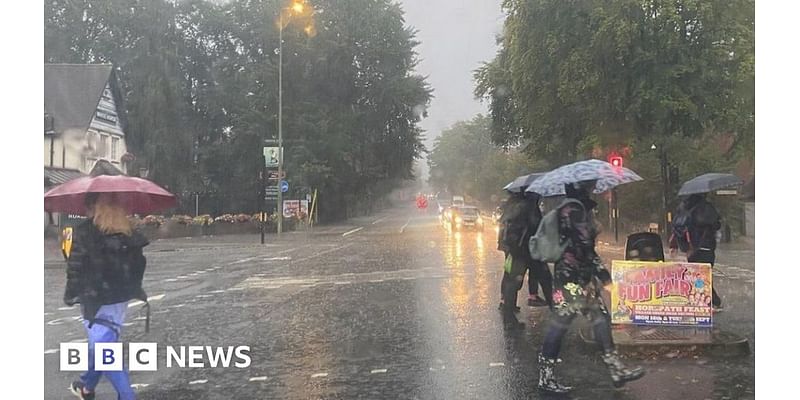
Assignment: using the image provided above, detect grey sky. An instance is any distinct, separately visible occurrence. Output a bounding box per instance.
[397,0,505,173]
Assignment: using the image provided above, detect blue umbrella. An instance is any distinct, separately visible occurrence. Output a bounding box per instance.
[525,159,643,197]
[503,172,547,193]
[678,173,743,196]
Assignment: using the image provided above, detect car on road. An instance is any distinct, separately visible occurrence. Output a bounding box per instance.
[444,206,485,231]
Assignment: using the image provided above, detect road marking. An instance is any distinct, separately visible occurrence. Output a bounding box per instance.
[46,318,65,326]
[230,256,258,265]
[249,376,268,382]
[44,312,53,316]
[210,290,226,294]
[311,373,328,378]
[263,256,292,261]
[370,369,388,374]
[169,304,186,308]
[372,217,387,225]
[165,278,178,282]
[195,294,214,298]
[400,219,410,233]
[291,243,354,264]
[334,281,350,285]
[189,379,208,385]
[150,294,166,301]
[342,227,364,237]
[369,279,385,283]
[130,383,149,389]
[177,275,189,279]
[44,349,59,355]
[58,306,75,311]
[489,362,505,367]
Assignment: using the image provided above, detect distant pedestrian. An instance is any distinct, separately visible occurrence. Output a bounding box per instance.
[64,193,149,400]
[669,193,723,310]
[538,180,644,393]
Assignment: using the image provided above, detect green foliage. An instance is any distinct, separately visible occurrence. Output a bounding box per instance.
[45,0,431,220]
[476,0,754,164]
[427,115,542,204]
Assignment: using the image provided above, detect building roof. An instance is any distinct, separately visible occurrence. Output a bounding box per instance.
[44,64,114,136]
[44,167,86,187]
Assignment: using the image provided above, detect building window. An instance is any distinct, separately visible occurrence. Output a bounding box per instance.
[112,137,119,159]
[100,135,109,158]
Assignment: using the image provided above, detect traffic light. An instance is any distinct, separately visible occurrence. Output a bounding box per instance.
[609,155,623,168]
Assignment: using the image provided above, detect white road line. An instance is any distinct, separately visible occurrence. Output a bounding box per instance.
[291,243,354,264]
[58,306,75,311]
[177,275,189,279]
[369,279,385,283]
[311,373,328,378]
[342,227,364,237]
[249,376,268,382]
[370,369,388,374]
[210,290,226,294]
[263,256,292,261]
[44,349,59,355]
[489,362,505,367]
[189,379,208,385]
[229,256,258,265]
[372,217,387,225]
[150,294,166,301]
[334,281,350,285]
[195,294,214,298]
[169,304,186,308]
[46,318,65,326]
[130,383,149,389]
[44,312,53,316]
[400,219,410,233]
[165,278,178,282]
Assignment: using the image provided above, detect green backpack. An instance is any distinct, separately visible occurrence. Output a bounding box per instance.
[528,199,585,262]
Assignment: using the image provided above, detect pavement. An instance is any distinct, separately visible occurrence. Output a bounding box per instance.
[44,206,755,399]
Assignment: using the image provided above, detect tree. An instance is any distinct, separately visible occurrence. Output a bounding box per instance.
[428,115,542,204]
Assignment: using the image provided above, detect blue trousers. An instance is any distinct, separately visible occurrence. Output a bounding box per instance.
[80,302,136,400]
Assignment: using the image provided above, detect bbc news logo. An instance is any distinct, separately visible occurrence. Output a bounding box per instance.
[60,343,251,371]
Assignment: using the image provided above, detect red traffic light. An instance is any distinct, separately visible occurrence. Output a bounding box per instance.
[609,156,623,167]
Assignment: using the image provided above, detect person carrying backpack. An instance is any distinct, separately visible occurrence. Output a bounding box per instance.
[536,180,644,393]
[64,192,149,400]
[669,193,723,310]
[497,191,554,329]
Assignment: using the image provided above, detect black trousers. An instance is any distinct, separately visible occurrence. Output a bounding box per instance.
[688,249,722,307]
[500,252,553,307]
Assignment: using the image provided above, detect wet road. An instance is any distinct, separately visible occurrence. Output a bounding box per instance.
[44,207,755,399]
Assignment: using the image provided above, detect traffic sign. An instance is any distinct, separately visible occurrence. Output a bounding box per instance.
[280,180,289,193]
[267,170,286,181]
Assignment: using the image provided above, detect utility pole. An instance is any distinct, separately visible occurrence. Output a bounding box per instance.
[260,154,266,245]
[660,147,670,238]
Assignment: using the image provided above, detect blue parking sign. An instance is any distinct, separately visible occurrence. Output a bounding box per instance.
[280,180,289,193]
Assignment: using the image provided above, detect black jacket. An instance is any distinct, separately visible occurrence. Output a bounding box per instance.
[500,196,542,257]
[64,220,149,321]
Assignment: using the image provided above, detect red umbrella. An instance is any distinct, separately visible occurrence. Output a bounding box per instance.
[44,175,177,215]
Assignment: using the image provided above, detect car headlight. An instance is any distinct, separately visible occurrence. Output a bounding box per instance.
[455,216,462,224]
[476,217,483,224]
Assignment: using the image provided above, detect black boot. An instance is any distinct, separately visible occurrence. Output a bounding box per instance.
[502,304,525,330]
[537,353,572,393]
[602,351,645,388]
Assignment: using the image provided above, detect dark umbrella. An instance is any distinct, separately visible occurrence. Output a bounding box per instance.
[44,173,177,215]
[677,173,743,196]
[503,172,547,193]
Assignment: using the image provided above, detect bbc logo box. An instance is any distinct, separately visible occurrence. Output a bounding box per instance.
[60,342,158,371]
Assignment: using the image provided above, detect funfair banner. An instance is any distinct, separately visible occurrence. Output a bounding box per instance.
[610,261,713,327]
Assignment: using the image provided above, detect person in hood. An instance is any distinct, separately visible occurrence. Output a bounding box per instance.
[64,192,148,400]
[537,180,644,393]
[669,193,723,309]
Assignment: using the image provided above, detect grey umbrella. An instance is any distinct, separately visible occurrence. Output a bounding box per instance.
[503,172,547,193]
[678,173,743,196]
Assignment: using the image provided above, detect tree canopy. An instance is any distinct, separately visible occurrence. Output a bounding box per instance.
[45,0,432,220]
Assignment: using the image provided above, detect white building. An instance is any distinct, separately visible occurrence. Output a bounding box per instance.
[44,64,132,228]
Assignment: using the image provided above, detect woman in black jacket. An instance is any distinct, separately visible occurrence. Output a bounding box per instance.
[64,192,148,400]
